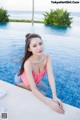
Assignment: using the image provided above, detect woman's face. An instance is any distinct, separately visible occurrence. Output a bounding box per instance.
[28,37,44,56]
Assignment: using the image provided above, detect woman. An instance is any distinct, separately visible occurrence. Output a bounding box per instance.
[15,33,65,114]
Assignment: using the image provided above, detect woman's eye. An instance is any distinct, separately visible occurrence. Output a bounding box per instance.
[33,45,37,47]
[39,42,43,45]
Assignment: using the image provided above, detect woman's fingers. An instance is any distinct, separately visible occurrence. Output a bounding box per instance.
[59,101,64,109]
[57,100,63,108]
[54,105,64,114]
[58,101,64,112]
[56,104,65,114]
[53,100,65,113]
[52,101,65,114]
[48,98,65,114]
[57,108,65,114]
[53,99,64,111]
[58,104,65,113]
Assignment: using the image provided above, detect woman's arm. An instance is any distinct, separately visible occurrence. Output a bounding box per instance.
[24,61,50,104]
[24,61,64,114]
[46,55,64,110]
[46,55,57,98]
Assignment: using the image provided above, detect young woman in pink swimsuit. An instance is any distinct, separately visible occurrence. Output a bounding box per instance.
[15,33,65,114]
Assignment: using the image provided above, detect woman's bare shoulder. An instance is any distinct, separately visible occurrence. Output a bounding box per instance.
[44,54,50,60]
[24,57,32,68]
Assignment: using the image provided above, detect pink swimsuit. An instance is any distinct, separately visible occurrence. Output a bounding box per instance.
[21,56,48,87]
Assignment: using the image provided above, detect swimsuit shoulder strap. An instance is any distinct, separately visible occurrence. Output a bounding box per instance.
[44,55,49,69]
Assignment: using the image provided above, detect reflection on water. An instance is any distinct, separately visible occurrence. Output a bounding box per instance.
[0,22,8,28]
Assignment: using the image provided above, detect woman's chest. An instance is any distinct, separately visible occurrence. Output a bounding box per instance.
[32,60,46,73]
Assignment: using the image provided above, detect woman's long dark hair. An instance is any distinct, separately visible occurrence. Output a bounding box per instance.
[18,33,42,75]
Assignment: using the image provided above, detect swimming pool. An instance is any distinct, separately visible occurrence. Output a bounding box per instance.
[0,22,80,108]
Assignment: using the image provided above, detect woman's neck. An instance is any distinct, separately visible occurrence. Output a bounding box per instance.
[31,54,44,63]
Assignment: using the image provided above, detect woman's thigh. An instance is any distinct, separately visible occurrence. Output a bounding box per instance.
[14,73,31,91]
[14,73,22,85]
[14,74,49,95]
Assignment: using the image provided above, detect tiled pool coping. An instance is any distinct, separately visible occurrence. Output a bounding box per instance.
[0,80,80,120]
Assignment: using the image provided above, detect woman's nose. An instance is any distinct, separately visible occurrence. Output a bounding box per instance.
[37,45,41,49]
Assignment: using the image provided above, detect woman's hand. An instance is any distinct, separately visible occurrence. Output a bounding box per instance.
[53,97,64,112]
[47,98,65,114]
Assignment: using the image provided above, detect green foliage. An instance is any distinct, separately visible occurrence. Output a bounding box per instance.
[43,9,72,27]
[0,7,9,22]
[9,19,44,23]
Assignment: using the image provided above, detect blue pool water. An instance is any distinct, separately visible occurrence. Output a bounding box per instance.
[0,22,80,108]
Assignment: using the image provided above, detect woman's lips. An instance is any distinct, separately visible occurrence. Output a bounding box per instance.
[37,50,43,53]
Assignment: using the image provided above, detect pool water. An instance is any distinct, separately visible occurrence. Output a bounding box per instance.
[0,22,80,108]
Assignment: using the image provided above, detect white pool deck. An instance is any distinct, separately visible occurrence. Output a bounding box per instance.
[0,80,80,120]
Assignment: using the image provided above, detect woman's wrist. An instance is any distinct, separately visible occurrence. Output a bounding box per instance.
[53,95,58,99]
[46,97,52,105]
[52,91,57,98]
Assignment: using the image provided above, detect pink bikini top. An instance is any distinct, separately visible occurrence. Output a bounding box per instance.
[21,55,48,87]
